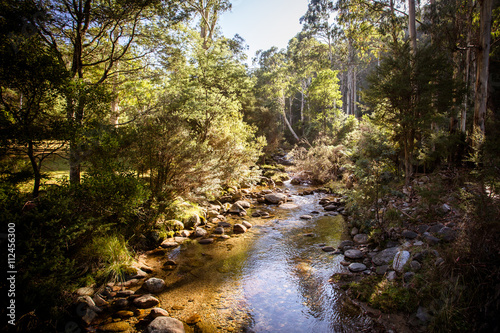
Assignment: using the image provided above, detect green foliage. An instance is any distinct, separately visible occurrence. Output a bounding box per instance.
[133,36,264,202]
[290,140,351,184]
[346,275,418,314]
[364,42,460,183]
[80,235,134,283]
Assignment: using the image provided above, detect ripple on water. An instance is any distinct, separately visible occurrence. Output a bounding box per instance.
[153,189,371,332]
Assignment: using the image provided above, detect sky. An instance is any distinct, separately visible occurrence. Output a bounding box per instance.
[219,0,310,66]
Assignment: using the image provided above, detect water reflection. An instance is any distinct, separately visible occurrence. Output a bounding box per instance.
[156,189,372,332]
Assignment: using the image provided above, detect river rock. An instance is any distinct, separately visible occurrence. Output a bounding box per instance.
[198,238,214,244]
[112,298,129,308]
[348,263,367,272]
[372,247,399,266]
[184,214,201,229]
[115,310,134,319]
[338,240,354,250]
[322,246,337,252]
[235,200,251,209]
[350,227,359,236]
[148,316,185,333]
[134,294,160,309]
[264,193,287,204]
[386,271,397,281]
[429,223,444,233]
[218,221,231,228]
[93,293,108,307]
[229,202,246,215]
[147,308,170,319]
[402,230,418,239]
[300,215,313,220]
[324,204,338,211]
[99,321,131,332]
[76,287,94,296]
[417,225,430,234]
[353,233,369,244]
[213,227,224,235]
[145,278,166,294]
[376,265,389,275]
[438,227,457,242]
[242,221,252,229]
[160,240,179,248]
[344,249,364,260]
[194,227,207,238]
[410,260,422,271]
[207,210,219,219]
[116,290,134,297]
[233,224,247,234]
[393,250,410,272]
[423,232,440,245]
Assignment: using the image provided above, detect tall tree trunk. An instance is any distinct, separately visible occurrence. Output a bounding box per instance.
[27,140,41,198]
[461,29,471,133]
[473,0,493,141]
[408,0,417,56]
[280,92,300,142]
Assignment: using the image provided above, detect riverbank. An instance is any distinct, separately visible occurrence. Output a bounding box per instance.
[66,176,387,333]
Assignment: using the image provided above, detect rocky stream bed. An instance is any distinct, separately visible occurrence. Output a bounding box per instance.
[72,179,460,333]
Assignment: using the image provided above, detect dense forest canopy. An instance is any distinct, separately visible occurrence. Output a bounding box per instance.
[1,0,499,331]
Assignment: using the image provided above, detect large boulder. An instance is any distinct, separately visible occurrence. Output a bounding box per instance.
[148,316,185,333]
[372,247,399,266]
[264,193,287,204]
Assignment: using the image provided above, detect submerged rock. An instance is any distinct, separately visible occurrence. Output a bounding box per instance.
[134,294,160,309]
[145,278,166,294]
[147,316,185,333]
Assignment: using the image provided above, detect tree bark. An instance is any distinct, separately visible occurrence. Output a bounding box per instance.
[28,140,41,198]
[280,92,300,142]
[408,0,417,56]
[473,0,493,140]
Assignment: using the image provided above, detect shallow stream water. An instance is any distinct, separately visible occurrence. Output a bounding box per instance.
[150,182,372,332]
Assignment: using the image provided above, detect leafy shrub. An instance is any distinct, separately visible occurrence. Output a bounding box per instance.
[290,140,351,184]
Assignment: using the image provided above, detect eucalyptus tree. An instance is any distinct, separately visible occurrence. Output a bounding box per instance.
[287,33,330,131]
[134,33,264,200]
[31,0,187,184]
[253,47,301,143]
[185,0,231,50]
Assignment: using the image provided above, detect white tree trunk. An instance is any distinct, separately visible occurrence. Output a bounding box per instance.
[473,0,493,138]
[408,0,417,55]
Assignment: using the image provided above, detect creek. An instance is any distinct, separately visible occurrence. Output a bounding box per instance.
[146,181,373,332]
